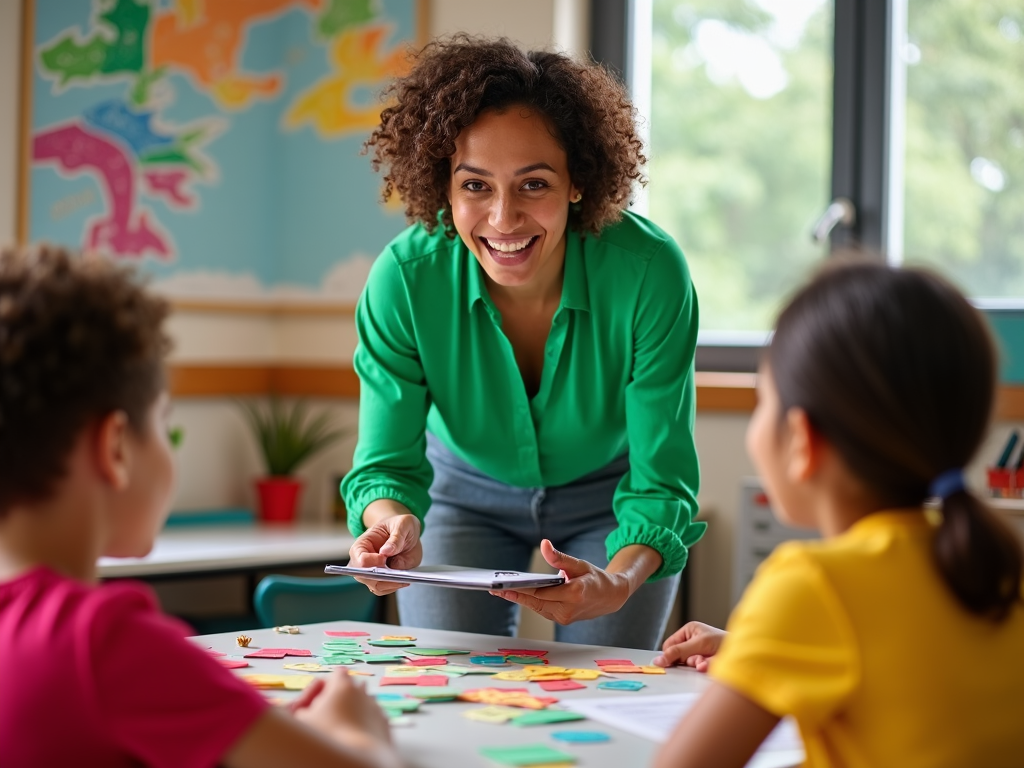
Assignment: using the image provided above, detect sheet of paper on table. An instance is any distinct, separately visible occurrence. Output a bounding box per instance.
[324,564,566,590]
[563,693,805,768]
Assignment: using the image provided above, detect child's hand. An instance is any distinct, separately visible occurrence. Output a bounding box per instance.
[653,621,727,672]
[295,669,392,747]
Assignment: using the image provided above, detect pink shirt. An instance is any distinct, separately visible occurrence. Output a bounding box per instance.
[0,567,268,767]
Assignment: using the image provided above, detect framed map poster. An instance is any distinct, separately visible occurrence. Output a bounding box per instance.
[18,0,426,302]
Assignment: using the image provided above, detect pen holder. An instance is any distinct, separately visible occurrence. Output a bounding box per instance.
[986,467,1024,498]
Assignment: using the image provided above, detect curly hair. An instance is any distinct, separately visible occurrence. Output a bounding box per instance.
[365,35,647,235]
[0,245,171,514]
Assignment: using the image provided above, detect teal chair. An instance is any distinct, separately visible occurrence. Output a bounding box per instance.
[253,574,379,628]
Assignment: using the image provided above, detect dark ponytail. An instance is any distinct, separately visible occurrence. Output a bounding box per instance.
[768,259,1023,621]
[935,491,1022,620]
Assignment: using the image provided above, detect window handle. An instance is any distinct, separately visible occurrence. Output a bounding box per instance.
[811,197,856,243]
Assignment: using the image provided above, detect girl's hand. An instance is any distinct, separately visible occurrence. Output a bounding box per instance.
[489,539,631,625]
[295,669,392,747]
[348,507,422,596]
[653,621,727,672]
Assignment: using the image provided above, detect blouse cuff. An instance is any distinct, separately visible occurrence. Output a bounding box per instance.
[605,521,707,581]
[346,487,426,537]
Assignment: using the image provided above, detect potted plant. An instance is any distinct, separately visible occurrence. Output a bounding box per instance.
[241,398,348,523]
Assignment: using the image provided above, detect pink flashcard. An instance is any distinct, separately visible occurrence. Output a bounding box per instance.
[538,679,586,692]
[218,659,250,669]
[282,648,313,657]
[205,648,226,657]
[324,631,370,637]
[595,659,633,666]
[245,649,287,659]
[380,677,416,686]
[416,675,449,687]
[405,657,446,667]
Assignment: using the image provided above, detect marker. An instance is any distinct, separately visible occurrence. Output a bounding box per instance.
[997,430,1020,468]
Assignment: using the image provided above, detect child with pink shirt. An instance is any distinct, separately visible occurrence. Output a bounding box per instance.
[0,245,402,768]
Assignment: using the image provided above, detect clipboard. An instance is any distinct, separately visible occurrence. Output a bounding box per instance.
[324,564,566,591]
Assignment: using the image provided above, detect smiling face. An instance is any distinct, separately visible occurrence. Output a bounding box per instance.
[449,106,581,296]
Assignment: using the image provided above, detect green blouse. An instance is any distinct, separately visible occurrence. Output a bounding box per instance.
[342,211,705,580]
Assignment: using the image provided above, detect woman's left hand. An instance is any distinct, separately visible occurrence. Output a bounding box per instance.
[489,539,635,625]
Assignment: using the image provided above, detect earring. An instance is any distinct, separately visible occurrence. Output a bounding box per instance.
[571,193,583,203]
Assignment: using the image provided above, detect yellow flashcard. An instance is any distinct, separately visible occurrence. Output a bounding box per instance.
[523,665,566,675]
[639,665,667,675]
[492,671,532,681]
[566,669,601,680]
[462,705,523,723]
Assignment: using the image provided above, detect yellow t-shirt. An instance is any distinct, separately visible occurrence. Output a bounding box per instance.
[711,511,1024,768]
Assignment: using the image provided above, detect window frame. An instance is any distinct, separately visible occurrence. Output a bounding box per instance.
[591,0,896,371]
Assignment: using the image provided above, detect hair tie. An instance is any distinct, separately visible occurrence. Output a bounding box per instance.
[929,469,966,500]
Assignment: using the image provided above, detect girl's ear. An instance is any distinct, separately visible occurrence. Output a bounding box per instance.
[93,411,132,491]
[784,407,825,483]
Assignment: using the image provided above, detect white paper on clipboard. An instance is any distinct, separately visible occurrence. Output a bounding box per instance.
[324,564,566,591]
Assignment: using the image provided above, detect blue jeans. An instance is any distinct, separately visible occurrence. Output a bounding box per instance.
[395,435,679,650]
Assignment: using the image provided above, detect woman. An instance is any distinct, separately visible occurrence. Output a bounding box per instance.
[342,36,704,650]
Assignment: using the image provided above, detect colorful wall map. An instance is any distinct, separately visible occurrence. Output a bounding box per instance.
[26,0,419,300]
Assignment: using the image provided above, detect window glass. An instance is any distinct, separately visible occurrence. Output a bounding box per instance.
[900,2,1024,299]
[648,0,834,332]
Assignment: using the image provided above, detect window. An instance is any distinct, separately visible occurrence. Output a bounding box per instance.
[594,0,1024,369]
[647,0,834,334]
[896,1,1024,303]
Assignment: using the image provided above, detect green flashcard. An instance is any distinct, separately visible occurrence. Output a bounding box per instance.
[379,698,421,712]
[406,686,460,699]
[363,653,409,663]
[479,744,577,766]
[320,655,357,665]
[367,639,417,647]
[405,648,471,656]
[510,709,586,727]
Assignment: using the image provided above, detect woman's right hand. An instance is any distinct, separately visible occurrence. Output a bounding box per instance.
[348,500,423,596]
[653,621,728,672]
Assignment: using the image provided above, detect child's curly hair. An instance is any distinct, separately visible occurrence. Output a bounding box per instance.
[0,245,170,514]
[365,35,647,236]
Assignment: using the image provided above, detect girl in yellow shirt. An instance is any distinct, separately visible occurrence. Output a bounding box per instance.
[653,261,1024,768]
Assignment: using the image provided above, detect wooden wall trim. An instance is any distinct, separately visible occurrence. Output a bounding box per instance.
[170,365,1024,422]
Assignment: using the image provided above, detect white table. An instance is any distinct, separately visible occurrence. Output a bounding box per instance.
[98,522,356,579]
[195,620,802,768]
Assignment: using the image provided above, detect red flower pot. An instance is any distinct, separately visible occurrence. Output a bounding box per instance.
[255,477,304,523]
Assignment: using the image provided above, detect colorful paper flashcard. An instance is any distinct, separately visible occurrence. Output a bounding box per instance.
[244,649,287,659]
[523,665,565,675]
[538,679,586,692]
[462,705,524,724]
[320,655,358,665]
[380,677,420,686]
[597,680,646,691]
[404,648,471,656]
[205,648,226,657]
[242,674,315,690]
[551,730,610,744]
[217,659,250,669]
[497,648,548,656]
[416,675,449,687]
[404,686,460,700]
[367,639,417,647]
[478,744,576,766]
[405,657,447,667]
[599,665,644,673]
[566,669,602,681]
[283,663,330,672]
[470,655,510,665]
[363,654,410,663]
[492,671,533,682]
[511,709,586,727]
[324,630,370,637]
[381,635,417,641]
[639,665,667,675]
[594,659,632,666]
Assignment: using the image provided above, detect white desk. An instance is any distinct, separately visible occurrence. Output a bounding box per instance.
[98,523,356,579]
[195,620,802,768]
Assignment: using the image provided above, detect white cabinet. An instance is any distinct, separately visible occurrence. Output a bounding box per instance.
[732,478,818,606]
